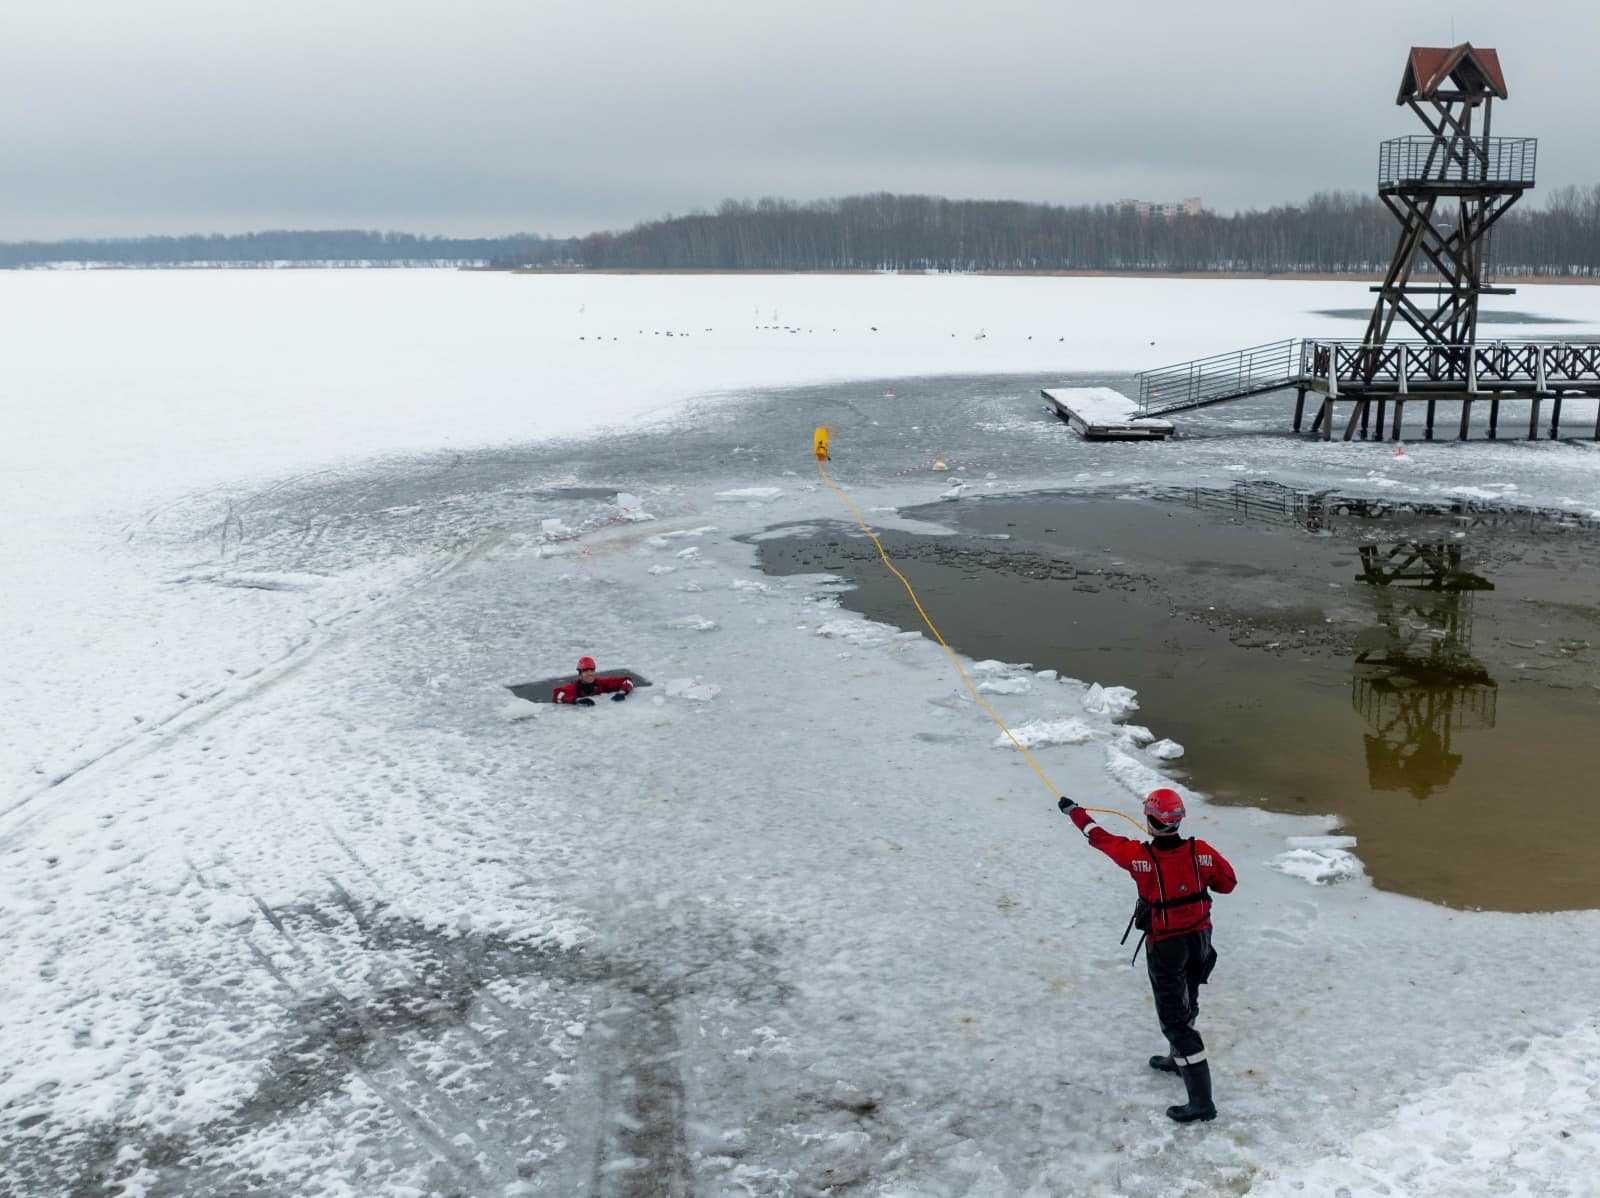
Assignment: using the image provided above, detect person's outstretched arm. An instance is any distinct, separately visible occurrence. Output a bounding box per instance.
[1058,797,1144,873]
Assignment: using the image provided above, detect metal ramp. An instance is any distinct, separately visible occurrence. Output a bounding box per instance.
[1135,338,1307,415]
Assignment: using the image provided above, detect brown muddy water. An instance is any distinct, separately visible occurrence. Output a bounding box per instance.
[753,484,1600,912]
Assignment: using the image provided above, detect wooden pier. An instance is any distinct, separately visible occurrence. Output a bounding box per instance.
[1042,387,1174,440]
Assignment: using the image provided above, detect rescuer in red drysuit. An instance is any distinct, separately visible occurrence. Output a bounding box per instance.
[1059,787,1237,1123]
[552,656,634,706]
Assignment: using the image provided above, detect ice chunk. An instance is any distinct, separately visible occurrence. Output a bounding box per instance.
[815,619,894,648]
[1082,682,1139,717]
[976,676,1030,695]
[503,697,542,721]
[647,565,676,576]
[715,486,783,502]
[541,518,572,537]
[613,492,654,521]
[1286,835,1358,851]
[1269,848,1364,885]
[1148,739,1184,760]
[996,718,1093,749]
[1103,744,1179,799]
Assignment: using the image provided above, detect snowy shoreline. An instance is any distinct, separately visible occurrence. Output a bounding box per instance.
[3,272,1598,1194]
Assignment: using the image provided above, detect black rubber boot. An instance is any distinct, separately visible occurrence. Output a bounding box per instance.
[1148,1054,1179,1074]
[1166,1060,1216,1123]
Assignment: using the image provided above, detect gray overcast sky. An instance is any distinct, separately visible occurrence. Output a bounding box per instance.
[3,0,1598,239]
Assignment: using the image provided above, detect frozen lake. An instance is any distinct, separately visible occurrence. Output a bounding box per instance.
[3,271,1600,1196]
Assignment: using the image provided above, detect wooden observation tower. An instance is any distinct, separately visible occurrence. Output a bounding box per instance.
[1119,43,1600,442]
[1364,44,1530,351]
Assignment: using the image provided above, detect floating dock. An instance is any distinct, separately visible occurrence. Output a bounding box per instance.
[1041,387,1175,440]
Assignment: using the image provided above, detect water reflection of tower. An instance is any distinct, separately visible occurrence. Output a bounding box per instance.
[1351,542,1498,799]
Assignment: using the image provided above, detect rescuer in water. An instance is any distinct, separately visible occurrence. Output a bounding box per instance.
[1059,787,1237,1123]
[552,656,634,706]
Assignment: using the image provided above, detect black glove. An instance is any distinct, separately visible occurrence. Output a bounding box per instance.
[1058,796,1077,814]
[611,691,628,702]
[574,697,595,707]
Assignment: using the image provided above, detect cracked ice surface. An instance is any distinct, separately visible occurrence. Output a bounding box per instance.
[3,271,1600,1195]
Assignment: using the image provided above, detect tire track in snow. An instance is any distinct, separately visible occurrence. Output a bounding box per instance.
[588,981,694,1197]
[186,856,514,1192]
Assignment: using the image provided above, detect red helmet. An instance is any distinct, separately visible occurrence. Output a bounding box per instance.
[1143,788,1186,828]
[576,656,597,671]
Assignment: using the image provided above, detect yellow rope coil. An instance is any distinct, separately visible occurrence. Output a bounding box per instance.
[814,451,1144,834]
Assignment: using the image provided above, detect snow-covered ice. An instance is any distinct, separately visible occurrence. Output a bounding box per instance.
[3,270,1599,1195]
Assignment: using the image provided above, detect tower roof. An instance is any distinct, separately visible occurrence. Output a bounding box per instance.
[1397,43,1508,104]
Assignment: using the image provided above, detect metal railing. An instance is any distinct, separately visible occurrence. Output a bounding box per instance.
[1136,338,1303,414]
[1377,135,1537,187]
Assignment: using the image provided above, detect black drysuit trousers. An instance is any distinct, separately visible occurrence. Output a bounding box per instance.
[1146,929,1215,1060]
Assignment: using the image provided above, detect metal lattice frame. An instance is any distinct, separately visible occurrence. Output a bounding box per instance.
[1364,84,1535,350]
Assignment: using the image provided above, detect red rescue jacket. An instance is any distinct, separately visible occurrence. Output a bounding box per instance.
[552,674,634,704]
[1068,806,1237,942]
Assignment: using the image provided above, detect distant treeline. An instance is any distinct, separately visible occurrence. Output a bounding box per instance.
[12,186,1600,275]
[577,187,1600,277]
[0,229,578,269]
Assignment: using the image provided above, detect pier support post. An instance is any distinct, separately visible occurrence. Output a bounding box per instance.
[1360,399,1372,440]
[1391,399,1405,440]
[1293,387,1307,432]
[1322,397,1334,441]
[1459,398,1473,441]
[1342,400,1364,441]
[1550,396,1563,439]
[1528,397,1542,440]
[1426,399,1437,440]
[1489,398,1500,439]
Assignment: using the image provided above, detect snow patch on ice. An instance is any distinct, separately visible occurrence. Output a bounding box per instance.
[1251,1020,1600,1197]
[669,616,719,632]
[655,525,718,539]
[1269,847,1365,885]
[815,618,897,648]
[715,486,783,502]
[664,677,722,701]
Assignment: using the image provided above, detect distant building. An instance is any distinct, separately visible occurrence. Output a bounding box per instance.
[1117,197,1204,219]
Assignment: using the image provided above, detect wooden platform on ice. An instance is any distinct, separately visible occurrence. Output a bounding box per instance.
[1042,387,1175,440]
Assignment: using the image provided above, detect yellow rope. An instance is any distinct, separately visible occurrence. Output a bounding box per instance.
[814,452,1145,835]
